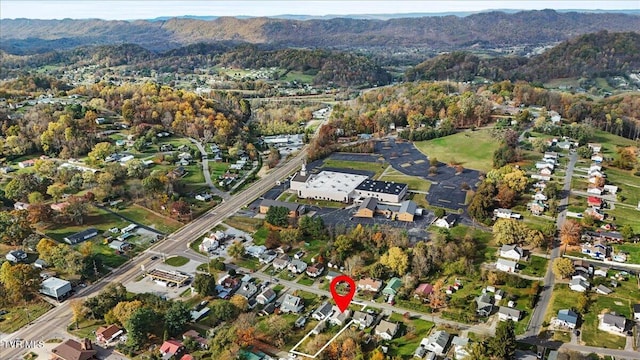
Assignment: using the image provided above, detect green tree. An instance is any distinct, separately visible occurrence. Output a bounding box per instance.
[4,173,42,201]
[209,300,239,324]
[27,192,44,204]
[0,210,33,246]
[227,241,245,259]
[87,142,114,164]
[46,183,67,202]
[298,216,324,238]
[620,225,634,242]
[576,292,589,314]
[125,307,156,349]
[489,320,516,359]
[265,206,289,227]
[126,159,146,179]
[165,301,192,337]
[552,258,575,279]
[576,145,593,159]
[193,273,217,296]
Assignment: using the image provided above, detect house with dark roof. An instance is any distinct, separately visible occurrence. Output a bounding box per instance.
[396,200,417,222]
[498,306,521,322]
[434,213,458,229]
[259,199,305,218]
[96,324,124,344]
[633,304,640,321]
[64,228,98,245]
[355,197,378,218]
[312,302,333,321]
[256,288,276,305]
[476,294,493,317]
[598,313,628,335]
[51,339,97,360]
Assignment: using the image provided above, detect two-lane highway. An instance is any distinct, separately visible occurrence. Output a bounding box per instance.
[1,148,308,360]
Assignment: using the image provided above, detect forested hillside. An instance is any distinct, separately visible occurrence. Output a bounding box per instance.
[1,10,638,54]
[407,31,640,82]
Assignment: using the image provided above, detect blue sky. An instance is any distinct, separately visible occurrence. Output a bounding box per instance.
[1,1,637,20]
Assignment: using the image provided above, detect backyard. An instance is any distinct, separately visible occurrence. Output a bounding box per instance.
[387,312,435,358]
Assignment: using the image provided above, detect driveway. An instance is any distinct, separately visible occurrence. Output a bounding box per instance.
[188,138,230,200]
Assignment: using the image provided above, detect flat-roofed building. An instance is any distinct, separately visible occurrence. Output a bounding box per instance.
[292,169,369,203]
[355,179,408,203]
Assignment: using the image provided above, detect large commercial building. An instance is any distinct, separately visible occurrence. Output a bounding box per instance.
[290,166,369,203]
[290,163,408,204]
[40,277,72,301]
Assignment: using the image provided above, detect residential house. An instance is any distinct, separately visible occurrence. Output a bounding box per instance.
[451,336,470,360]
[108,240,131,252]
[556,140,572,150]
[434,213,458,229]
[476,294,494,316]
[5,250,27,263]
[50,338,97,360]
[596,285,613,295]
[588,143,602,153]
[591,154,604,163]
[494,208,521,219]
[573,260,593,275]
[496,258,517,273]
[587,196,603,208]
[572,272,590,282]
[374,320,399,340]
[552,309,578,329]
[182,330,208,349]
[533,192,548,201]
[535,161,554,170]
[581,242,608,260]
[34,258,48,269]
[195,193,213,202]
[96,324,124,344]
[280,294,304,314]
[423,330,451,356]
[539,167,552,176]
[498,307,521,322]
[306,263,325,278]
[382,277,402,297]
[18,159,36,168]
[499,244,523,261]
[312,302,333,321]
[258,250,277,264]
[159,340,185,360]
[569,278,590,292]
[288,259,308,274]
[352,311,375,329]
[603,184,618,195]
[594,268,608,277]
[633,304,640,321]
[495,289,506,301]
[245,245,266,258]
[256,288,276,305]
[357,277,383,293]
[544,152,559,160]
[598,313,628,335]
[414,283,433,298]
[528,200,546,215]
[272,254,290,270]
[0,166,14,174]
[13,201,29,210]
[584,207,605,221]
[329,306,351,326]
[589,164,602,172]
[235,282,258,299]
[199,237,219,253]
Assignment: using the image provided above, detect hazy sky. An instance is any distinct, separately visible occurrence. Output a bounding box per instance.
[1,1,637,20]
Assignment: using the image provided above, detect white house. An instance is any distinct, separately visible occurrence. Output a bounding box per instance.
[535,161,554,170]
[5,250,27,263]
[552,309,578,329]
[496,258,517,273]
[280,294,304,314]
[272,254,291,270]
[245,245,266,257]
[423,330,451,356]
[539,168,552,176]
[288,259,308,274]
[195,193,213,201]
[199,237,219,252]
[494,208,521,219]
[434,214,457,229]
[498,306,521,322]
[604,185,618,194]
[591,154,603,163]
[533,193,548,201]
[588,143,602,153]
[499,244,523,261]
[256,288,276,305]
[328,306,351,326]
[587,187,603,195]
[374,320,399,340]
[598,313,627,335]
[633,304,640,321]
[569,278,590,292]
[451,336,470,360]
[352,311,375,329]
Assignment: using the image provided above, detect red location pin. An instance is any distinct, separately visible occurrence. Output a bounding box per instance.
[330,275,356,313]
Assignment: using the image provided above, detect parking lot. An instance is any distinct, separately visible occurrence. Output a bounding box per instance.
[318,206,436,231]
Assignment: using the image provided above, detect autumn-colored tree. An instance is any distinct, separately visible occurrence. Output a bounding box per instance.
[428,280,446,309]
[69,299,87,330]
[230,294,248,312]
[0,262,41,303]
[380,247,409,276]
[107,300,144,326]
[27,203,54,224]
[496,184,517,208]
[236,326,256,348]
[552,258,575,279]
[560,220,582,248]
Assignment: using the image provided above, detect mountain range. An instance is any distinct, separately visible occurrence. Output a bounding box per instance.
[1,9,639,54]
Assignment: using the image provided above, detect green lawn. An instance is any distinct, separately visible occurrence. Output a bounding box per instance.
[388,314,435,358]
[253,227,268,245]
[414,128,500,173]
[604,167,640,207]
[322,158,387,178]
[277,192,345,208]
[613,243,640,264]
[0,301,53,333]
[209,162,229,179]
[68,319,106,339]
[117,205,183,233]
[224,216,264,233]
[297,276,316,286]
[43,205,128,242]
[233,256,261,271]
[606,205,640,233]
[91,241,128,268]
[378,167,432,191]
[519,255,548,277]
[581,294,630,349]
[165,256,190,267]
[179,164,206,184]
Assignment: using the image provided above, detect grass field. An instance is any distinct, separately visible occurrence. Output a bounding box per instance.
[209,162,229,179]
[378,167,432,192]
[544,285,580,323]
[581,294,630,349]
[224,216,264,233]
[322,159,387,178]
[613,243,640,264]
[0,301,53,333]
[388,313,435,358]
[607,206,640,233]
[414,129,500,172]
[519,255,548,277]
[43,205,128,242]
[277,192,345,208]
[117,205,183,233]
[165,256,189,267]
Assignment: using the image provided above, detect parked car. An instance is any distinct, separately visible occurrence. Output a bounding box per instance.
[151,255,159,260]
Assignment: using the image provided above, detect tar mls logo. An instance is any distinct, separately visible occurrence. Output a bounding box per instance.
[1,339,45,348]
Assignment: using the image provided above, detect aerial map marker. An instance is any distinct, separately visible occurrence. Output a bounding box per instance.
[330,274,356,312]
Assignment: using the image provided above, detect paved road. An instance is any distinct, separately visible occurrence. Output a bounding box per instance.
[188,138,230,200]
[0,147,308,360]
[523,152,577,339]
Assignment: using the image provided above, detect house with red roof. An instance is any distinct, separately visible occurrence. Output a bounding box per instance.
[587,196,603,208]
[160,340,185,360]
[414,283,433,298]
